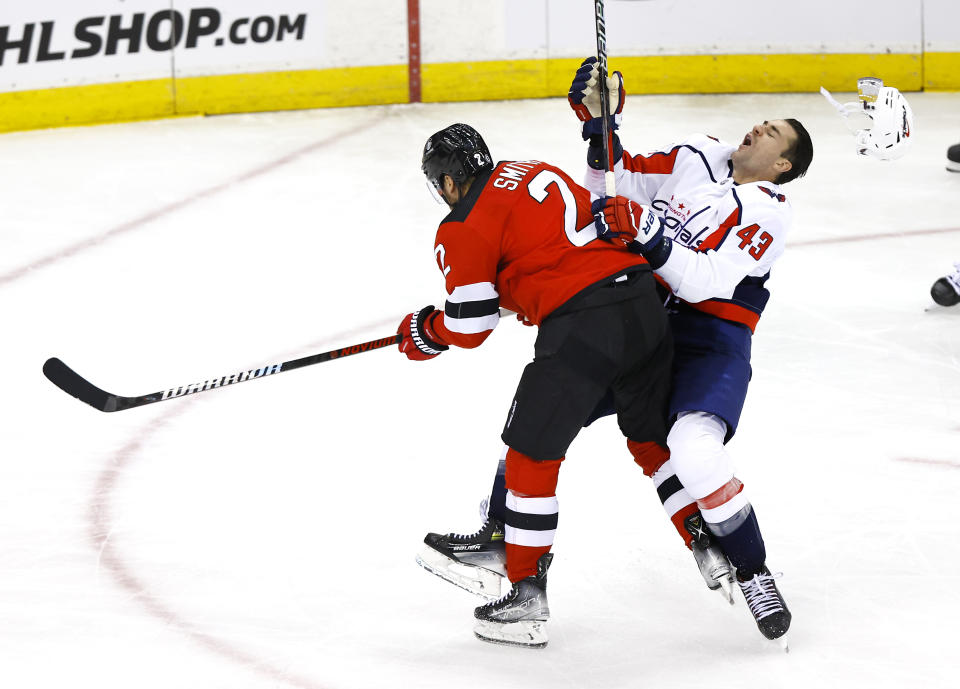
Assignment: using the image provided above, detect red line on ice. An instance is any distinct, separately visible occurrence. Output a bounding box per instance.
[792,226,960,247]
[895,456,960,469]
[89,403,330,689]
[86,318,397,687]
[0,120,382,288]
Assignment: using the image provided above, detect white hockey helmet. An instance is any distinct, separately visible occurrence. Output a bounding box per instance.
[856,84,914,160]
[821,78,914,161]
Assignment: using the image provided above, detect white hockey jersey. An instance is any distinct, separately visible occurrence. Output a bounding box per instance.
[585,134,792,332]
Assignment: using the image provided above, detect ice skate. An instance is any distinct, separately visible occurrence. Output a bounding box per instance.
[737,565,791,649]
[947,143,960,172]
[684,514,735,603]
[473,553,552,649]
[415,498,507,600]
[930,262,960,307]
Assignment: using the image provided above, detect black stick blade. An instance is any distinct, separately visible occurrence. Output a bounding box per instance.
[43,357,118,412]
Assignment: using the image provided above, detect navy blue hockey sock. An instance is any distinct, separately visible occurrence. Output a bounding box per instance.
[707,504,767,578]
[488,458,507,523]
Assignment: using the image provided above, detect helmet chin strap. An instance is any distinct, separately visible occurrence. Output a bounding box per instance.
[820,86,865,121]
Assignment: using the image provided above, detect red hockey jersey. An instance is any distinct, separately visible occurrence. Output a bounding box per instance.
[430,160,649,349]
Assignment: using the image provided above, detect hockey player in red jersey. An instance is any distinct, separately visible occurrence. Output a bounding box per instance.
[399,123,673,647]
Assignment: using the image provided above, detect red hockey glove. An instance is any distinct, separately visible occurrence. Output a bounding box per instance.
[397,306,450,361]
[591,197,673,269]
[591,196,649,246]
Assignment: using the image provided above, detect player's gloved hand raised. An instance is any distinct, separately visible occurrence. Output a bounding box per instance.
[397,306,450,361]
[568,57,625,141]
[591,197,673,269]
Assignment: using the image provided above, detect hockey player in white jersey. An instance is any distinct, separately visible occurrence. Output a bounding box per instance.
[417,58,812,648]
[586,58,812,644]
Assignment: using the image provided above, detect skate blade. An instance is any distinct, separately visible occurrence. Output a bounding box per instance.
[415,547,506,601]
[703,572,735,605]
[923,302,960,312]
[757,633,789,653]
[719,576,735,605]
[474,619,548,649]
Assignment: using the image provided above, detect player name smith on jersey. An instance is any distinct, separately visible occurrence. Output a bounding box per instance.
[430,160,650,349]
[586,134,793,332]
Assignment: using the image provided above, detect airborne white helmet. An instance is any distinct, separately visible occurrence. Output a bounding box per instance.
[820,78,914,161]
[855,86,914,160]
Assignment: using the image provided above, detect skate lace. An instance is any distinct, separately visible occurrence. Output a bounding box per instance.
[739,571,785,620]
[947,262,960,291]
[487,584,518,607]
[450,497,493,539]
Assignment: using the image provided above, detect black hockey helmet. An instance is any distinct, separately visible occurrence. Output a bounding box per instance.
[421,123,494,195]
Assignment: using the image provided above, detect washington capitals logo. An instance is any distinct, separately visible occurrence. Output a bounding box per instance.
[667,195,693,220]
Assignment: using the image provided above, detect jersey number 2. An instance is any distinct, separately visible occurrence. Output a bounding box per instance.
[527,170,598,247]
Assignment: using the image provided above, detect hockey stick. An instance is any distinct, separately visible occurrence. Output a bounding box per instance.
[42,334,401,413]
[594,0,616,197]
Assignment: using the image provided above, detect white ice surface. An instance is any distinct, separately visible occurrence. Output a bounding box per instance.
[1,92,959,689]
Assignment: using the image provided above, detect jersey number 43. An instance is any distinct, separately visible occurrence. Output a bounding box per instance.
[735,223,773,260]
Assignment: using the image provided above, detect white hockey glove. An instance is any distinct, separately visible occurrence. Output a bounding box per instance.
[821,77,914,161]
[568,57,625,140]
